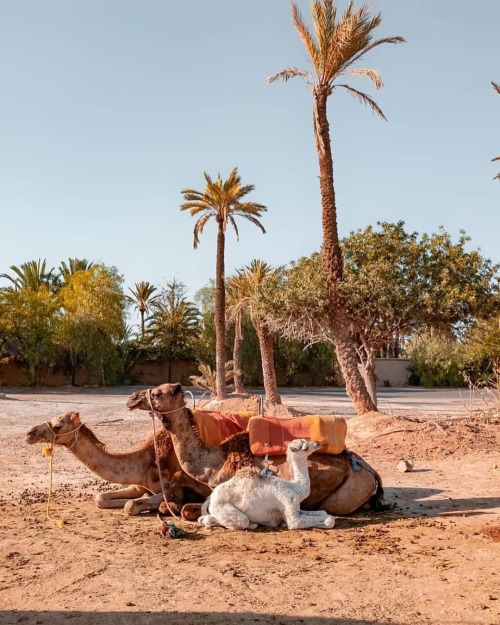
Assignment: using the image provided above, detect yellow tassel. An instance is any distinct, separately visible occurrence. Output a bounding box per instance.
[42,445,53,458]
[55,519,65,528]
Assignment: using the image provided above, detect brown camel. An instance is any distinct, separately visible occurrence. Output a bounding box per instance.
[25,411,210,515]
[127,383,383,515]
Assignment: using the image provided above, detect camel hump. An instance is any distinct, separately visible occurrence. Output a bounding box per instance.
[248,415,347,457]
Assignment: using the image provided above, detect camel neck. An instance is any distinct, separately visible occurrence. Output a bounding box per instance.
[165,409,227,488]
[66,427,145,486]
[287,455,311,501]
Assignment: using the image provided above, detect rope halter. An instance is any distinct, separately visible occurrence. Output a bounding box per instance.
[45,421,83,450]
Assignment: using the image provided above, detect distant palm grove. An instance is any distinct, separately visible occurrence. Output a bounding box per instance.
[0,1,498,416]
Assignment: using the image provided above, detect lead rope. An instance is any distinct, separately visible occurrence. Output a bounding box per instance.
[147,389,201,536]
[42,422,82,528]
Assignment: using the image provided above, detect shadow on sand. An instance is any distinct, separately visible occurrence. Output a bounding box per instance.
[0,611,474,625]
[383,486,500,518]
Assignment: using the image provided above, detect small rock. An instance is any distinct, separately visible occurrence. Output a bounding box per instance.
[0,393,6,400]
[397,459,414,473]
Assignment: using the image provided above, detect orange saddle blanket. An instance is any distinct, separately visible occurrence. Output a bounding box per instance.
[248,415,347,457]
[192,410,253,446]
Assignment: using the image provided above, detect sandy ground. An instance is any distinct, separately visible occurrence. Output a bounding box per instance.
[0,387,499,625]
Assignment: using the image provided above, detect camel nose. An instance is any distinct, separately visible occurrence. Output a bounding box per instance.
[25,428,37,443]
[126,391,145,409]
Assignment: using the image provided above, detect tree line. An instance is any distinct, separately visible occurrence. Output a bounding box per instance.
[0,221,497,400]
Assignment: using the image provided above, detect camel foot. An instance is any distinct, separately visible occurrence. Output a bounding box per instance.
[181,503,203,522]
[158,501,181,517]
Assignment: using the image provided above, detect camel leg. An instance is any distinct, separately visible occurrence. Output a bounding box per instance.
[166,471,212,501]
[95,485,148,510]
[124,492,167,516]
[284,507,335,530]
[318,467,378,515]
[204,502,257,530]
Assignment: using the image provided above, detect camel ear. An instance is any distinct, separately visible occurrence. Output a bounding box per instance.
[70,412,80,424]
[171,383,182,396]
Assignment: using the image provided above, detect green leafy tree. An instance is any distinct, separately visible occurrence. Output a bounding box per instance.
[407,333,465,387]
[127,281,159,336]
[268,0,404,414]
[147,279,201,382]
[180,167,267,399]
[0,286,58,384]
[193,282,217,369]
[56,264,126,385]
[463,315,500,384]
[259,223,498,400]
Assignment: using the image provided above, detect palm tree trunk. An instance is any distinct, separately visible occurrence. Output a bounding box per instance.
[140,308,145,336]
[314,88,376,415]
[232,314,245,394]
[215,224,227,399]
[254,318,281,404]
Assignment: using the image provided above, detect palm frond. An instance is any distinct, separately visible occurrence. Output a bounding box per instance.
[342,35,405,73]
[267,67,310,84]
[228,216,240,241]
[340,67,383,89]
[235,214,267,234]
[337,84,387,120]
[292,2,320,72]
[492,81,500,95]
[193,213,213,248]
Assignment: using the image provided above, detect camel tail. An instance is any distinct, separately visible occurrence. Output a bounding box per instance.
[369,470,385,511]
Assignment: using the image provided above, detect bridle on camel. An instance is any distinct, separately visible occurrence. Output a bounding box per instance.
[146,388,201,532]
[42,421,83,527]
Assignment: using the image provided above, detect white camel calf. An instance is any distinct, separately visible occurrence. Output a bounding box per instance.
[198,438,336,531]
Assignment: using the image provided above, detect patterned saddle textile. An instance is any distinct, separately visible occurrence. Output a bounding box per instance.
[248,415,347,457]
[192,410,253,446]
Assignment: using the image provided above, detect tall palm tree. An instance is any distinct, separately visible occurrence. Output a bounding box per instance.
[181,167,267,399]
[227,260,283,403]
[268,0,404,414]
[0,259,56,292]
[127,281,159,336]
[492,81,500,180]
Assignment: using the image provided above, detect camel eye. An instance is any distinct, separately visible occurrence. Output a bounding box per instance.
[53,424,63,432]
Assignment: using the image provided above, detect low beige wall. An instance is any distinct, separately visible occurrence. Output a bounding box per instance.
[375,358,411,387]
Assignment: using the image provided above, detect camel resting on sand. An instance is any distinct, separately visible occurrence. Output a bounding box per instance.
[26,411,210,516]
[199,438,336,530]
[127,383,384,516]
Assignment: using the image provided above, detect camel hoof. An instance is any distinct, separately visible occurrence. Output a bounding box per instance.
[158,501,181,517]
[94,493,107,509]
[181,503,203,521]
[123,500,137,516]
[324,515,335,529]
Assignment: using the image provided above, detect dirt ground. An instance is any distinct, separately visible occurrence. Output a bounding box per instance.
[0,387,499,625]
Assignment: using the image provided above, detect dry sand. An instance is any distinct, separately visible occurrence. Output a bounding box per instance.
[0,387,498,625]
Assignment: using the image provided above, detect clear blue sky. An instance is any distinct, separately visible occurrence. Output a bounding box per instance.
[1,1,498,313]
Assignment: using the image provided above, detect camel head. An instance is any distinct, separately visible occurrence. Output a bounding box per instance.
[126,383,186,416]
[26,412,82,446]
[287,439,321,458]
